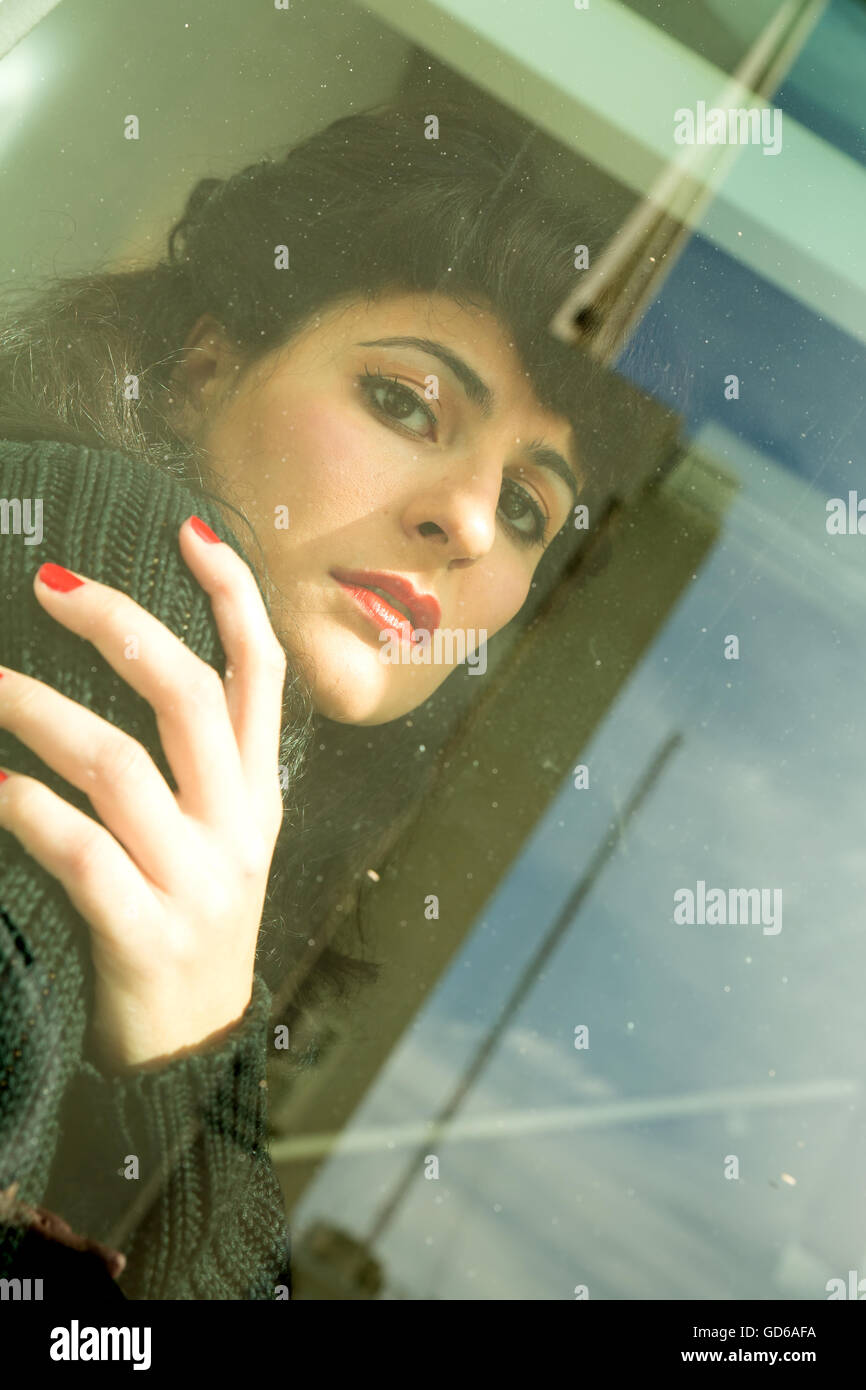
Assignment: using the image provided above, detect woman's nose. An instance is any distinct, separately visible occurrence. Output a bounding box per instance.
[402,469,500,562]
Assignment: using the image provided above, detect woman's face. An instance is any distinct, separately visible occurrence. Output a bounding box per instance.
[173,292,581,725]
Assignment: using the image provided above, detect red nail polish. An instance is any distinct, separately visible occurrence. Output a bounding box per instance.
[0,771,8,784]
[38,563,85,592]
[189,515,221,544]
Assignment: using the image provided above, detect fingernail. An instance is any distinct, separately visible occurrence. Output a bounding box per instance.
[189,515,221,544]
[0,770,8,785]
[38,563,85,592]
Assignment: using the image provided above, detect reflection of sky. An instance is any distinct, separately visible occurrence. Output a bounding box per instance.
[774,0,866,169]
[617,235,866,497]
[293,5,866,1299]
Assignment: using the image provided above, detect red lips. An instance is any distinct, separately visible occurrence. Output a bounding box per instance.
[330,568,441,632]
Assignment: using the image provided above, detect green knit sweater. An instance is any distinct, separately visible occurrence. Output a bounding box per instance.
[0,436,291,1300]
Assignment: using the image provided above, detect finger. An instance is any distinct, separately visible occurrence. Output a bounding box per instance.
[0,668,195,889]
[178,516,288,819]
[32,560,246,826]
[0,769,156,942]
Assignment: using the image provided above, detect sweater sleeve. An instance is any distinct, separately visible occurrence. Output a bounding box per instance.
[0,436,293,1300]
[46,973,291,1301]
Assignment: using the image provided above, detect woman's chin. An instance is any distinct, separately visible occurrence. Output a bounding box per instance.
[306,636,435,726]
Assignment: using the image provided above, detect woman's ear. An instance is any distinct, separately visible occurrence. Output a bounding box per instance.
[167,313,239,441]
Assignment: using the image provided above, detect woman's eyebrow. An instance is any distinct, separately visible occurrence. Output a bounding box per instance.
[523,443,581,509]
[356,336,581,504]
[356,336,494,415]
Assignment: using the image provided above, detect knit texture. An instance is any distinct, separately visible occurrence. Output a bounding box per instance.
[0,437,291,1299]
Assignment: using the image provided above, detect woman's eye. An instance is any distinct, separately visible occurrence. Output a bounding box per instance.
[359,370,437,439]
[499,478,548,548]
[360,369,549,548]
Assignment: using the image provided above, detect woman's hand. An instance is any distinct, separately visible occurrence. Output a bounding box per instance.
[0,515,287,1073]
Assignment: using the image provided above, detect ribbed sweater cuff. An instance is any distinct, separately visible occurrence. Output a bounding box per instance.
[50,974,274,1242]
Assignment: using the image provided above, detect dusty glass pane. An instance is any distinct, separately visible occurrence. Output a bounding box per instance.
[0,0,861,1326]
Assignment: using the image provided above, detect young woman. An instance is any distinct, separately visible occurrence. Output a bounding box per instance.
[0,98,597,1298]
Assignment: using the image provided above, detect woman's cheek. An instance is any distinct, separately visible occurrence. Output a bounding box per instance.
[459,566,528,640]
[264,396,393,519]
